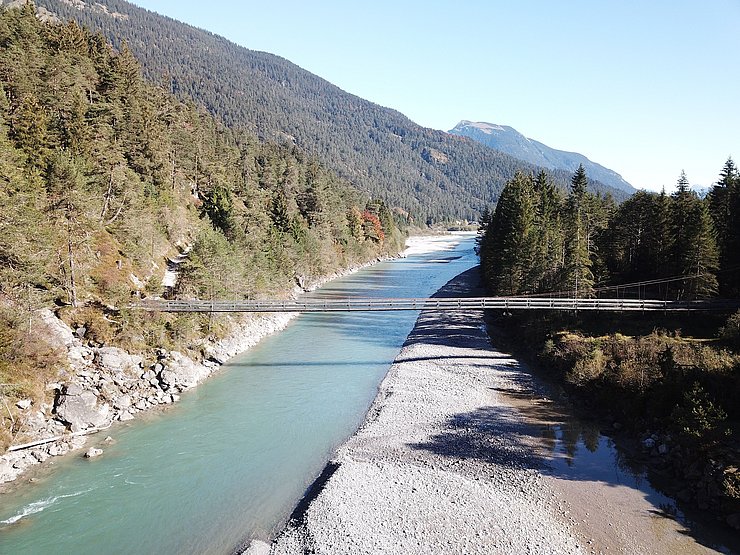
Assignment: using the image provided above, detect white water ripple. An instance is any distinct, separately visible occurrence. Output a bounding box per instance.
[1,488,93,525]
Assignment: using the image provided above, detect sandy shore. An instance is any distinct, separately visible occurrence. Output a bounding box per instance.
[267,267,723,555]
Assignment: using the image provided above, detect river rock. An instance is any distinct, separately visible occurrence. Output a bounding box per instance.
[642,438,656,449]
[69,435,88,449]
[68,345,93,368]
[48,442,68,456]
[55,387,111,431]
[96,346,142,374]
[16,399,32,410]
[65,383,84,396]
[161,351,209,390]
[0,457,16,483]
[113,394,132,410]
[31,449,49,463]
[118,411,134,422]
[84,447,103,458]
[158,369,177,391]
[244,540,271,555]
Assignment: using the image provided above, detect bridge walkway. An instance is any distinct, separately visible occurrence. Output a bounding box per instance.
[132,297,740,313]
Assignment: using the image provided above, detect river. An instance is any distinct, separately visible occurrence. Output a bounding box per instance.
[2,233,737,554]
[0,234,478,554]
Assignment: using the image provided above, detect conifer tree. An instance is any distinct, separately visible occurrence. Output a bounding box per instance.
[686,201,719,298]
[528,170,563,292]
[562,164,594,297]
[670,172,719,298]
[708,158,740,295]
[480,172,536,295]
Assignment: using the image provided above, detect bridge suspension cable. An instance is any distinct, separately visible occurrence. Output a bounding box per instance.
[131,297,740,313]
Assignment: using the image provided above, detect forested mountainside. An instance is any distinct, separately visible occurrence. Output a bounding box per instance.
[449,120,635,194]
[21,0,630,223]
[0,3,403,441]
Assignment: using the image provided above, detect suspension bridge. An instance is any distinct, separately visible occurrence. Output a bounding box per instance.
[133,297,740,313]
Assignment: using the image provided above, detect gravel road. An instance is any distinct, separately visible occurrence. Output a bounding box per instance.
[269,268,584,554]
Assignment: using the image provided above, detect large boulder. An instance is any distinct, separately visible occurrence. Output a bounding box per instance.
[159,352,210,390]
[36,309,76,349]
[95,346,142,375]
[55,385,111,432]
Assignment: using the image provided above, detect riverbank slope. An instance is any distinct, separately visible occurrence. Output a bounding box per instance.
[0,235,467,487]
[269,267,724,555]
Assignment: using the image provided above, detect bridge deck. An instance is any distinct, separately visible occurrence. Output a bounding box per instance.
[132,297,740,313]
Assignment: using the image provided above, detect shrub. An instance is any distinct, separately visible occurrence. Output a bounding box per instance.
[568,347,606,385]
[671,381,730,446]
[719,310,740,350]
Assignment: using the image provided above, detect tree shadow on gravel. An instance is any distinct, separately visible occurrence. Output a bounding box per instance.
[408,404,551,471]
[407,383,738,553]
[404,266,737,554]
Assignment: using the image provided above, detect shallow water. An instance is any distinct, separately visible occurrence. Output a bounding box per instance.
[0,235,477,554]
[503,382,739,554]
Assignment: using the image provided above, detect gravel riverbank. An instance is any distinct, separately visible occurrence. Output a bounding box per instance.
[268,267,725,555]
[268,268,584,554]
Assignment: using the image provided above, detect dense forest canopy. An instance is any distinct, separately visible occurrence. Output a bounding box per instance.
[24,0,630,223]
[479,162,740,300]
[0,4,403,410]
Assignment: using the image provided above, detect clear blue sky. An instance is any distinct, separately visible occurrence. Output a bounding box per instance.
[130,0,738,192]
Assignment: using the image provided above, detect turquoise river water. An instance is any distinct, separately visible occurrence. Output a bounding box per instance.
[0,236,478,554]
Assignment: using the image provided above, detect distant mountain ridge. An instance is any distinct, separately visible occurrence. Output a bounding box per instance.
[449,121,635,194]
[12,0,631,220]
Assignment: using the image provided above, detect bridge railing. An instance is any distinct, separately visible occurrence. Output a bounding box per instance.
[130,297,740,313]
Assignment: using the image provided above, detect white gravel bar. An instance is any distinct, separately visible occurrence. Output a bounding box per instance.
[270,268,584,555]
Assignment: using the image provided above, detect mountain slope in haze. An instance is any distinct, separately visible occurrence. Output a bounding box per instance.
[19,0,629,220]
[449,121,635,194]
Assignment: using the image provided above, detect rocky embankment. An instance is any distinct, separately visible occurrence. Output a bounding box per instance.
[0,247,402,486]
[0,253,395,486]
[0,307,295,484]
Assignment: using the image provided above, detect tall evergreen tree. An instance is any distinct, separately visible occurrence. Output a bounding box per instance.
[528,170,564,292]
[708,158,740,295]
[685,201,719,298]
[562,164,594,297]
[480,172,537,295]
[670,172,719,298]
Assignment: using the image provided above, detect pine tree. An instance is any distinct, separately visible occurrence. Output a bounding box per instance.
[670,172,719,299]
[685,201,719,298]
[562,164,594,297]
[528,170,563,292]
[480,172,537,295]
[708,158,740,295]
[475,206,492,255]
